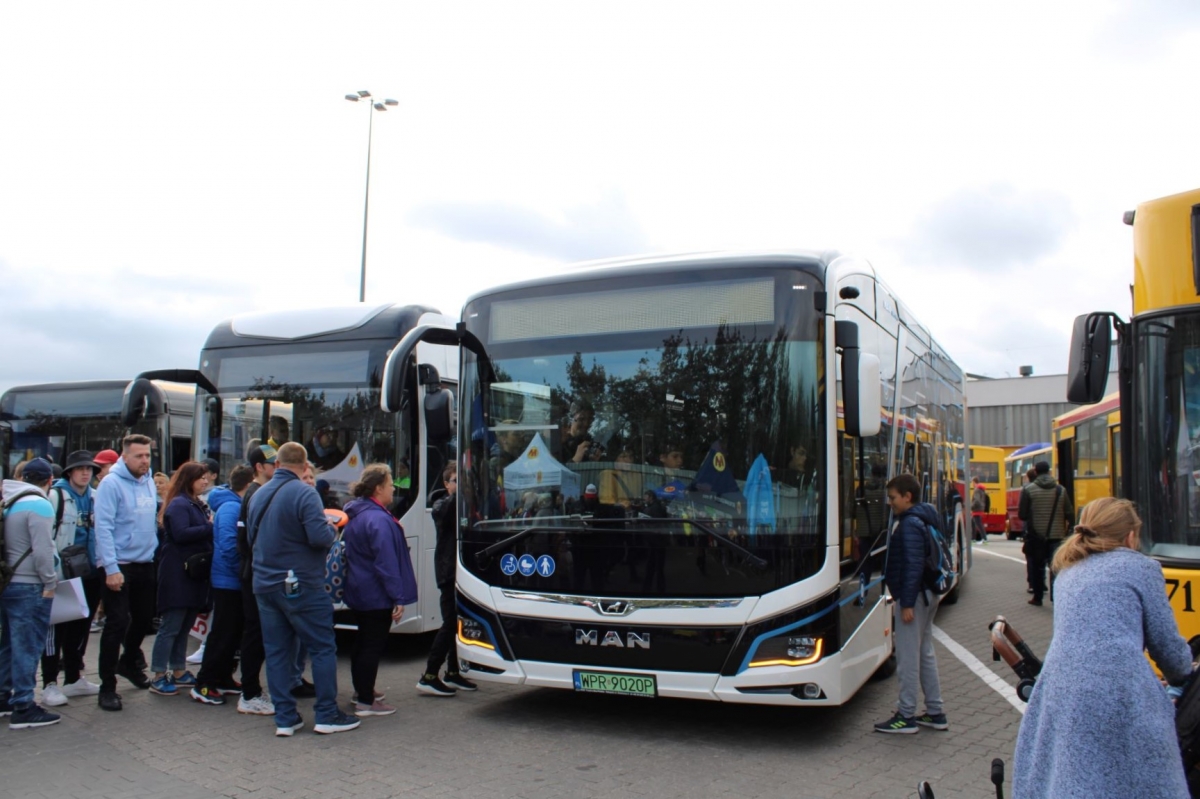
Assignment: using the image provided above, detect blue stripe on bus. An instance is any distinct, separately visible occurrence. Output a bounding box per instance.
[456,600,507,659]
[737,577,886,675]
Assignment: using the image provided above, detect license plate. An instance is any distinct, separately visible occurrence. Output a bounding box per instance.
[572,669,657,697]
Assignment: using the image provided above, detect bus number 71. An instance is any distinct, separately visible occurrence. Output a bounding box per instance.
[1166,579,1195,613]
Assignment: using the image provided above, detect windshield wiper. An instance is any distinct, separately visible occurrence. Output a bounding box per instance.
[471,516,767,570]
[630,516,768,569]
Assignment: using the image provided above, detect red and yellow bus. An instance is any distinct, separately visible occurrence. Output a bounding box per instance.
[968,445,1007,535]
[1003,442,1051,539]
[1068,187,1200,642]
[1052,392,1121,516]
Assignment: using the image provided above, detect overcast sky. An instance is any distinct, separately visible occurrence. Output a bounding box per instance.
[2,1,1198,396]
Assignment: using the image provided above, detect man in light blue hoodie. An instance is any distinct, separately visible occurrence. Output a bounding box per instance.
[93,434,159,711]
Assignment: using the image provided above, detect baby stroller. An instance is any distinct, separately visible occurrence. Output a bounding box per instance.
[988,615,1043,703]
[991,615,1200,797]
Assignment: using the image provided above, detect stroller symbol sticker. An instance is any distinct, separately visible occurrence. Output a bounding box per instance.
[518,554,536,576]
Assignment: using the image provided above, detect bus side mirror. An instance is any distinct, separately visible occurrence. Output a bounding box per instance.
[1066,312,1112,403]
[837,320,882,438]
[121,378,156,427]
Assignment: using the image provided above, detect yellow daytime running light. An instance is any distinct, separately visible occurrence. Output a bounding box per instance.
[748,638,823,668]
[457,618,495,651]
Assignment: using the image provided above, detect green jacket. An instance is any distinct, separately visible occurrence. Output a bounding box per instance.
[1019,474,1073,539]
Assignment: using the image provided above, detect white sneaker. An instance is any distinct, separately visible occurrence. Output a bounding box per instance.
[41,684,69,707]
[186,644,206,665]
[61,678,101,697]
[238,695,276,715]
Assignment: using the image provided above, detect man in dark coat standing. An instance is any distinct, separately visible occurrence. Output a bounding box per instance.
[247,442,355,736]
[417,462,477,696]
[875,473,948,734]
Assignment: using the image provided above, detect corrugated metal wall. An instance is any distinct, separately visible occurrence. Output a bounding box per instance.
[968,402,1078,448]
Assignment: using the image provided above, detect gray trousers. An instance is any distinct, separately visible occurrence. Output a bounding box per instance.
[893,590,943,718]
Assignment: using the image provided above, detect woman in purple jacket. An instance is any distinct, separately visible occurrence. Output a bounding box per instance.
[342,464,418,717]
[149,462,213,697]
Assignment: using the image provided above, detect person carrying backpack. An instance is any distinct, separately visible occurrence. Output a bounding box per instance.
[1,458,63,729]
[875,473,948,735]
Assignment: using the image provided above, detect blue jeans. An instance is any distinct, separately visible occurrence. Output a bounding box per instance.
[0,583,54,709]
[293,641,308,688]
[257,586,338,728]
[150,608,199,674]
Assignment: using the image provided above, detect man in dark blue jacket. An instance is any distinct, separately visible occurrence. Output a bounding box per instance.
[875,473,947,734]
[247,442,357,736]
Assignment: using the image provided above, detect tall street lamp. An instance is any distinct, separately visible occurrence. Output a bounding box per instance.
[345,90,398,303]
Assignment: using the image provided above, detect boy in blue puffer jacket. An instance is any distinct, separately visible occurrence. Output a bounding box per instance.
[875,473,948,735]
[194,466,259,706]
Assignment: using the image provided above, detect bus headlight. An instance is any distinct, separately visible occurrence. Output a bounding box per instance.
[748,635,824,668]
[458,617,495,650]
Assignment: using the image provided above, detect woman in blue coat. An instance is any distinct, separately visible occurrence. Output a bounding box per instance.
[342,463,417,718]
[1013,497,1193,798]
[149,462,213,697]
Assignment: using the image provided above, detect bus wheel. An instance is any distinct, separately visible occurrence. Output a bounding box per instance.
[941,584,960,605]
[870,654,897,681]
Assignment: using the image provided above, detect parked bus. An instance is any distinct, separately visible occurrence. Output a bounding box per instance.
[1068,187,1200,641]
[1052,392,1121,515]
[386,251,970,705]
[121,304,458,634]
[1003,442,1051,539]
[1,379,193,479]
[968,445,1006,535]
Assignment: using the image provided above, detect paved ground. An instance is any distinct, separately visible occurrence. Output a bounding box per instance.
[1,537,1051,799]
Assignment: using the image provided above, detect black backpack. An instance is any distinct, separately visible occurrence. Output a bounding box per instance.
[922,518,957,596]
[0,487,34,593]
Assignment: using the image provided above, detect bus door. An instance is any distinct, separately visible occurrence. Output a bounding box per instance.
[1056,439,1075,509]
[1110,425,1122,499]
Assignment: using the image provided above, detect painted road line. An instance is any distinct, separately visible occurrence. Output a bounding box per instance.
[932,624,1026,715]
[973,546,1026,565]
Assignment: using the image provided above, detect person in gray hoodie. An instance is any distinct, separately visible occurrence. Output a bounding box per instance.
[92,434,159,711]
[1,458,62,728]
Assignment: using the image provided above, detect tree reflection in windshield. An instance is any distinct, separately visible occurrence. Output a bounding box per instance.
[468,324,821,539]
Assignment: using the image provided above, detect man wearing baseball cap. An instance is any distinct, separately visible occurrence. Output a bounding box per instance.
[1,458,62,728]
[92,450,119,485]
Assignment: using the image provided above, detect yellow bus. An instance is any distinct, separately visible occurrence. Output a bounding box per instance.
[1069,187,1200,642]
[1052,392,1121,516]
[968,445,1007,535]
[1003,442,1052,539]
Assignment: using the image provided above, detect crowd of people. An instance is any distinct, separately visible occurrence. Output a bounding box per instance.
[1,435,475,735]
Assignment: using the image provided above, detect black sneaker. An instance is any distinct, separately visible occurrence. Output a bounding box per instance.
[416,674,457,696]
[98,692,123,711]
[874,712,918,734]
[291,679,317,698]
[9,704,61,729]
[443,672,478,692]
[914,712,949,731]
[116,662,151,690]
[314,711,361,734]
[0,697,13,717]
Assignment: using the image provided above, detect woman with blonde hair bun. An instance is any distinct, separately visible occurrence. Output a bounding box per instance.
[1012,497,1195,798]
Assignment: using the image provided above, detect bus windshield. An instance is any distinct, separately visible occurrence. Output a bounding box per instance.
[459,272,825,598]
[1134,311,1200,560]
[199,346,412,508]
[0,384,161,476]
